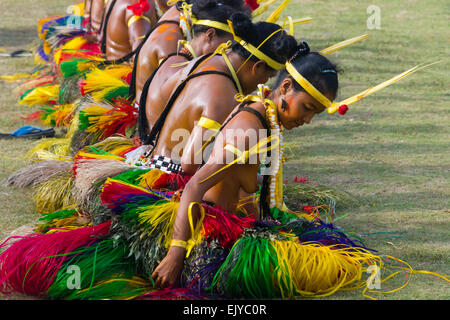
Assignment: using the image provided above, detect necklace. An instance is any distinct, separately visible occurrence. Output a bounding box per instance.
[257,84,285,209]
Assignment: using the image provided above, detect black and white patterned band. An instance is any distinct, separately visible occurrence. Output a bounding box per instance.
[149,154,183,174]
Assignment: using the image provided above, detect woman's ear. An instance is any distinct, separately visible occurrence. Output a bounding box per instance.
[280,77,294,96]
[251,60,268,76]
[205,28,216,42]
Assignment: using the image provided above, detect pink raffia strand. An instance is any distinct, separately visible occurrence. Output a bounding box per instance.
[0,221,111,296]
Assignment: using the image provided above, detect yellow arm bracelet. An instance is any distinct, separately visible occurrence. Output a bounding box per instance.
[170,239,187,249]
[127,15,151,28]
[197,116,221,132]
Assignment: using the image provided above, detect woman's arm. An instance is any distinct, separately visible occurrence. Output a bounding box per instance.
[126,6,155,51]
[180,80,238,175]
[151,148,234,288]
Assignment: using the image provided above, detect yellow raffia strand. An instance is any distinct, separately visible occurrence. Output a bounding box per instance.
[41,104,76,127]
[200,133,280,184]
[137,168,166,189]
[75,276,150,300]
[82,66,130,102]
[138,200,180,246]
[0,74,33,82]
[252,0,278,18]
[360,254,449,300]
[33,174,77,214]
[27,115,80,161]
[266,0,291,23]
[18,85,60,107]
[319,34,369,56]
[53,36,88,65]
[271,240,381,298]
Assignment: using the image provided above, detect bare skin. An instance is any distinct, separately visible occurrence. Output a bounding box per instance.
[155,0,172,13]
[102,0,158,60]
[134,5,183,102]
[137,27,233,125]
[146,51,276,176]
[83,0,108,42]
[90,0,108,35]
[151,77,333,288]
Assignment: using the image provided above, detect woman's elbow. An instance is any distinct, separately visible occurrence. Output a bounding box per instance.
[181,163,200,176]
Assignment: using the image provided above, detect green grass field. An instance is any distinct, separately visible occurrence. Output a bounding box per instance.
[0,0,448,300]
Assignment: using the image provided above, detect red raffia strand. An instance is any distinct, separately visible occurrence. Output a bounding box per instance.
[127,0,151,16]
[149,172,192,191]
[21,110,45,121]
[96,97,138,139]
[202,204,256,248]
[139,286,199,300]
[78,79,87,96]
[0,221,111,296]
[116,146,139,158]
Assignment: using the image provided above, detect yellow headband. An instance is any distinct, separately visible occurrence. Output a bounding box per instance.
[286,60,441,114]
[227,20,286,71]
[190,18,232,34]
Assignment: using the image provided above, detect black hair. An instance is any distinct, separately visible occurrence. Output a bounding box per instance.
[275,41,339,99]
[229,12,298,70]
[191,0,251,37]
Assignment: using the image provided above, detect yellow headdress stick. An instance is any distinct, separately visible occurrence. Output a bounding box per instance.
[286,60,442,115]
[319,34,369,56]
[252,0,278,18]
[266,0,291,23]
[282,16,313,36]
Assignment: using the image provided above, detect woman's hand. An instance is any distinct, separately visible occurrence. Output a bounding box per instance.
[151,246,186,288]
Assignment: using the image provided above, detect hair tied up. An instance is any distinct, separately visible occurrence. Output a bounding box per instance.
[290,41,310,61]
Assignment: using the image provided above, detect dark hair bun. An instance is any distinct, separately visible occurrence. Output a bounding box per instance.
[297,41,310,55]
[195,0,220,10]
[289,41,310,61]
[230,12,256,38]
[272,33,298,61]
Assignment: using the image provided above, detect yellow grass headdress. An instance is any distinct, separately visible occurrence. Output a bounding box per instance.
[285,35,440,115]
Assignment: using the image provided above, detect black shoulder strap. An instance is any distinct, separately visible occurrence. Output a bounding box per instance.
[100,0,117,54]
[143,64,240,148]
[137,51,192,142]
[127,20,181,98]
[139,53,213,144]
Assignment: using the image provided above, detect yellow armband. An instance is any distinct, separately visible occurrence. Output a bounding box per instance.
[127,15,151,28]
[169,202,205,257]
[197,116,221,132]
[130,35,146,42]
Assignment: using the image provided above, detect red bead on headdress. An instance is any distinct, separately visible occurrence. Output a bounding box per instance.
[245,0,260,10]
[338,104,349,115]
